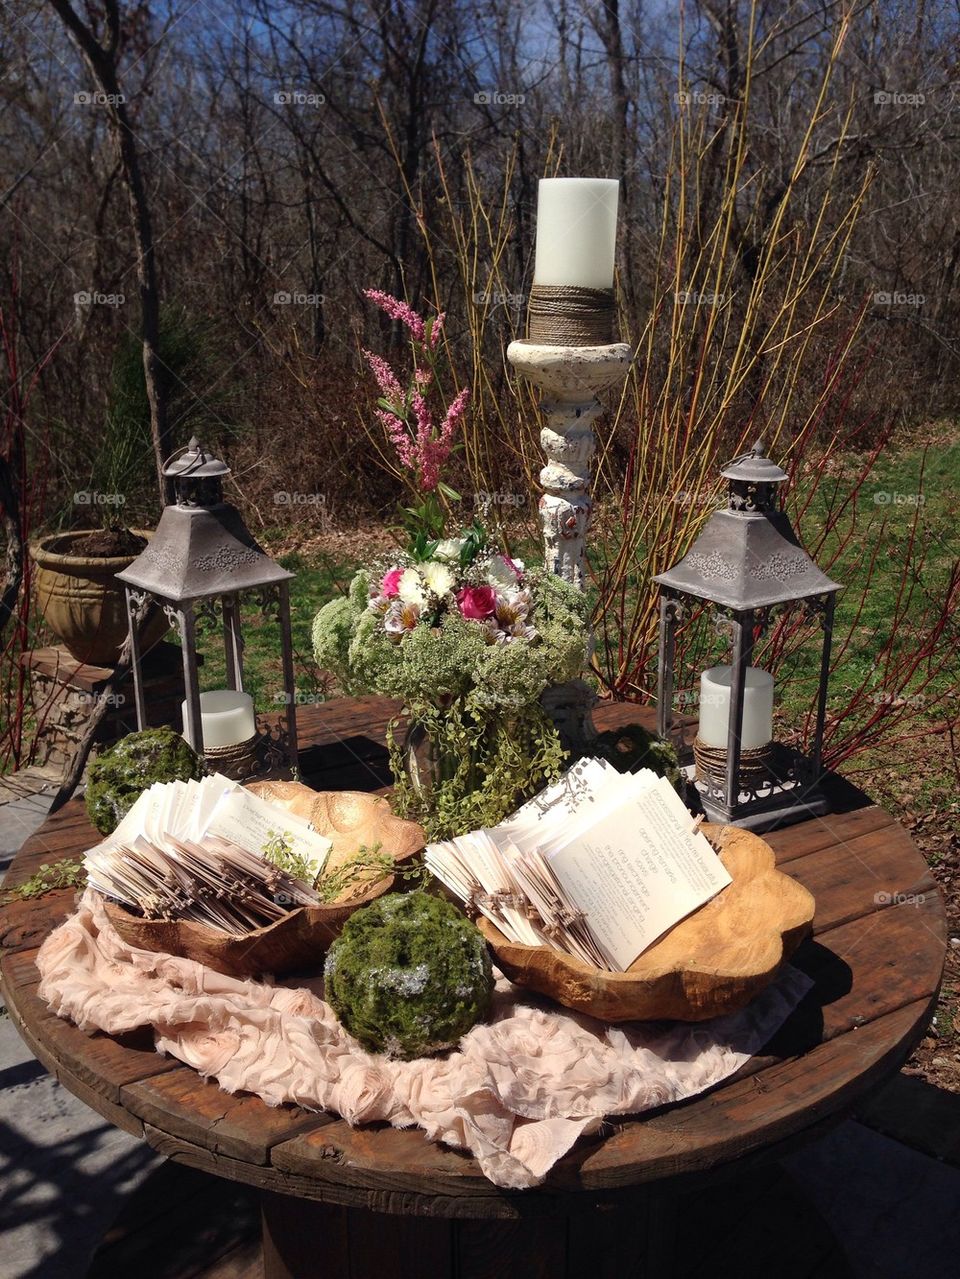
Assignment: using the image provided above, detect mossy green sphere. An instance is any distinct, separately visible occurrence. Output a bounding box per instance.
[324,891,494,1060]
[85,727,204,835]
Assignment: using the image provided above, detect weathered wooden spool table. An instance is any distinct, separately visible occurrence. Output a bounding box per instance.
[0,698,947,1278]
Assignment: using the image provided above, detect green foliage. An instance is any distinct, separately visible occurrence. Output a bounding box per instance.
[389,701,566,841]
[2,859,86,902]
[92,305,238,519]
[401,491,446,560]
[324,890,493,1059]
[262,828,314,882]
[85,728,205,835]
[312,567,588,838]
[315,843,392,903]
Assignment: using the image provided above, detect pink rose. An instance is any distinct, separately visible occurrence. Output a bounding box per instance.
[381,568,404,598]
[457,585,497,620]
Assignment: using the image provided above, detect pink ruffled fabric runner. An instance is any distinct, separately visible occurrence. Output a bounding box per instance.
[36,890,811,1189]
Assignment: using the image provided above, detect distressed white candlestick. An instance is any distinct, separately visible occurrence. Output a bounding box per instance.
[507,340,631,755]
[507,341,631,588]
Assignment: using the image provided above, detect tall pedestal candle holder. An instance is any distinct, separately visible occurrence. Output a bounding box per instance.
[506,339,631,753]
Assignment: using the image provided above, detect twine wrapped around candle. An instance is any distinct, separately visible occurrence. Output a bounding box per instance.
[693,737,777,789]
[203,732,260,781]
[527,284,615,346]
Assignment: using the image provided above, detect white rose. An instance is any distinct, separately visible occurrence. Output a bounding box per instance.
[397,568,425,605]
[421,560,455,597]
[434,538,466,563]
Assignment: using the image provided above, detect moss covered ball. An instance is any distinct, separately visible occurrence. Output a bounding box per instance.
[324,891,494,1059]
[85,727,205,835]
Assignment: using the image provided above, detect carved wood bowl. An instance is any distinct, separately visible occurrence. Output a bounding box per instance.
[101,785,425,980]
[478,824,815,1023]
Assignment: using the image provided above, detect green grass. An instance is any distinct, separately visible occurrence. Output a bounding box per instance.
[192,549,359,709]
[153,437,959,819]
[228,439,959,695]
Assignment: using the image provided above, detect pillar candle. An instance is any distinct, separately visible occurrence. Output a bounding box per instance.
[533,178,619,288]
[699,665,774,750]
[183,689,256,749]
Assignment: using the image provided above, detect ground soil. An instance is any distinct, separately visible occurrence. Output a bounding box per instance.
[68,527,147,557]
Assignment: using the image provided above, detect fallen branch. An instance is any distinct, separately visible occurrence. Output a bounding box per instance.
[49,595,158,814]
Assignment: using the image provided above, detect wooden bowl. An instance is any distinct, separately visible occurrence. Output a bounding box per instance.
[478,824,815,1023]
[102,786,425,979]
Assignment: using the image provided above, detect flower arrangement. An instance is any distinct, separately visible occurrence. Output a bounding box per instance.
[313,291,589,839]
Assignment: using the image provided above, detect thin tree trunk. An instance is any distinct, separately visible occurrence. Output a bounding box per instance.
[46,0,170,510]
[0,454,23,644]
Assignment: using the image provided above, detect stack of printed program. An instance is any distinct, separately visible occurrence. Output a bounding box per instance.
[426,758,732,972]
[84,774,333,934]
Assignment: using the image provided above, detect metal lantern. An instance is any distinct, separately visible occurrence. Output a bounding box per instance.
[117,438,298,777]
[654,442,840,831]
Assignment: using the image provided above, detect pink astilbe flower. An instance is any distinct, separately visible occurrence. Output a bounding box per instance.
[440,387,470,447]
[363,288,469,492]
[362,350,404,402]
[411,390,442,491]
[375,408,415,468]
[364,289,425,343]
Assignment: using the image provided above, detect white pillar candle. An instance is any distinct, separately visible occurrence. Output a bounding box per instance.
[699,665,774,751]
[183,689,256,749]
[533,178,620,288]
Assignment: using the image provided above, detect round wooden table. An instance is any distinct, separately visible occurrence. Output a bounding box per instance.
[0,698,947,1279]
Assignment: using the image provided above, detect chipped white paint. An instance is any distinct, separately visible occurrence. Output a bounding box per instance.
[507,340,631,588]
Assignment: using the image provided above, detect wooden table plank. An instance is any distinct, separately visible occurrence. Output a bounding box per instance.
[0,887,79,953]
[781,822,936,935]
[574,998,933,1187]
[0,949,181,1105]
[120,1069,336,1165]
[765,804,896,866]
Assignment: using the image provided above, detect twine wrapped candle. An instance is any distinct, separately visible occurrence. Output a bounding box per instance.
[529,177,619,345]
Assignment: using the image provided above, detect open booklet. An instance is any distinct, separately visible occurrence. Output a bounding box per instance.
[84,775,333,933]
[425,758,732,972]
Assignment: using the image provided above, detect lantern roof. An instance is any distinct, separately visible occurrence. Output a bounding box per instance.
[653,445,840,610]
[720,441,789,486]
[163,436,231,481]
[116,501,290,604]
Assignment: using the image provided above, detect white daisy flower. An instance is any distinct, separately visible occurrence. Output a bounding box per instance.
[421,560,455,597]
[397,567,426,606]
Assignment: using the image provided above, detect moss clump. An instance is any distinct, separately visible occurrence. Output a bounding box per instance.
[324,891,493,1059]
[85,727,204,835]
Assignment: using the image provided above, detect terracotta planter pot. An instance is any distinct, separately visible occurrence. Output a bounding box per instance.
[31,528,169,666]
